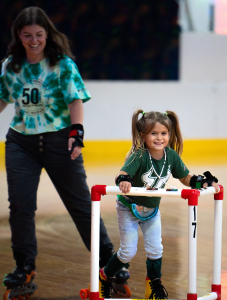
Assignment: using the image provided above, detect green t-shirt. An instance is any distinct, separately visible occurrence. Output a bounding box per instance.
[0,55,91,135]
[120,147,189,208]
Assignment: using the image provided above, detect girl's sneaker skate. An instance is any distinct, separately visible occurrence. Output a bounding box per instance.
[99,268,114,298]
[145,276,168,299]
[99,248,131,298]
[80,268,131,299]
[3,265,37,300]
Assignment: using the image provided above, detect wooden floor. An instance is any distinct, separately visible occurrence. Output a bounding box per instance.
[0,160,226,300]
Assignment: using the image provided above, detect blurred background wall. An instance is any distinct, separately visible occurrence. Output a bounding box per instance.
[0,0,180,80]
[0,0,227,165]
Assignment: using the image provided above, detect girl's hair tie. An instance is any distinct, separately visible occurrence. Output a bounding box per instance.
[142,111,145,115]
[164,112,168,116]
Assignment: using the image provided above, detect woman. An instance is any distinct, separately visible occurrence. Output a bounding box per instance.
[0,6,118,298]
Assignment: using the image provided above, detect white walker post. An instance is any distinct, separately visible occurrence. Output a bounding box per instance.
[87,185,223,300]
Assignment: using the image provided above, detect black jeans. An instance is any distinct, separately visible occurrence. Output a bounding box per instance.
[5,127,113,266]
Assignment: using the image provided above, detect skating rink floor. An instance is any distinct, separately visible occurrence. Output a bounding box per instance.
[0,156,226,300]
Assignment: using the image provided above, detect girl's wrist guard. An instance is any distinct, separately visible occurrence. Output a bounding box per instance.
[115,174,133,186]
[69,124,84,147]
[189,171,218,189]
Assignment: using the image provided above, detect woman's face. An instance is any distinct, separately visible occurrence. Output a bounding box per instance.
[18,24,48,63]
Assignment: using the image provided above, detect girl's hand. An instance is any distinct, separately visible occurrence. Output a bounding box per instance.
[203,181,220,193]
[68,137,82,160]
[119,181,131,194]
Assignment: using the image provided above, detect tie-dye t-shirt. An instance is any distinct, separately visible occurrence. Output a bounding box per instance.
[0,55,91,135]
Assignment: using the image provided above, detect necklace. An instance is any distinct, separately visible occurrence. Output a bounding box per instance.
[147,148,166,179]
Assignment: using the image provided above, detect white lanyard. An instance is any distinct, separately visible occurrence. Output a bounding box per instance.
[147,148,166,179]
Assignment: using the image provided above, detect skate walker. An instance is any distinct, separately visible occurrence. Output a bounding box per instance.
[80,185,223,300]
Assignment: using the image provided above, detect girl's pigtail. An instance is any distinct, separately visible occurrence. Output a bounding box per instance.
[126,109,144,160]
[166,110,183,156]
[132,109,144,148]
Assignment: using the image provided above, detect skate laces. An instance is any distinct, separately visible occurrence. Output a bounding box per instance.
[149,279,168,299]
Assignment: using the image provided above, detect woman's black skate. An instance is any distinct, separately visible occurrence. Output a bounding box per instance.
[3,265,37,300]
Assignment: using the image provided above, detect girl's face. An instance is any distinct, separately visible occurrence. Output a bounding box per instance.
[141,122,170,156]
[18,24,48,63]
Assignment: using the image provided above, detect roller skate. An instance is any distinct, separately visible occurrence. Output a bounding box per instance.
[100,247,131,298]
[112,267,131,298]
[80,268,114,299]
[79,268,131,299]
[145,276,168,299]
[80,247,131,299]
[3,265,37,300]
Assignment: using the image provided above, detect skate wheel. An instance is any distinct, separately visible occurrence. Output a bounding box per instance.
[25,292,36,300]
[24,282,37,299]
[25,290,37,299]
[3,291,17,300]
[122,284,131,298]
[18,295,24,300]
[79,288,90,299]
[3,290,10,300]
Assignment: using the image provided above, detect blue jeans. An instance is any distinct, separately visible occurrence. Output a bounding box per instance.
[116,199,163,264]
[5,127,113,266]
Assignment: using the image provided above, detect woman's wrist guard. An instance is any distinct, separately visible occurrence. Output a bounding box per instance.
[190,171,218,189]
[115,174,133,186]
[69,124,84,147]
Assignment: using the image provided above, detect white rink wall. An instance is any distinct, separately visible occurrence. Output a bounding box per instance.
[83,81,227,140]
[1,33,227,141]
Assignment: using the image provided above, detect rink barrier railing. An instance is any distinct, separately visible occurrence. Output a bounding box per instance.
[89,185,224,300]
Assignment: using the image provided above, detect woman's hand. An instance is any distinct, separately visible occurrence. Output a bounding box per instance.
[68,137,82,160]
[119,181,131,194]
[0,99,8,113]
[203,181,220,193]
[68,99,84,161]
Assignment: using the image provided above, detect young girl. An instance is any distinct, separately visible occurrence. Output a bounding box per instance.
[0,6,119,299]
[99,109,219,299]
